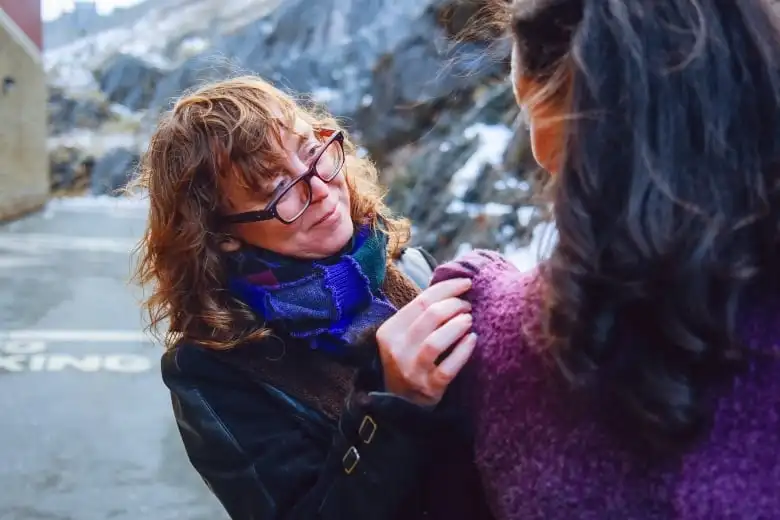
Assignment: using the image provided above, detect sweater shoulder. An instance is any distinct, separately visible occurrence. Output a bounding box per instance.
[432,250,545,361]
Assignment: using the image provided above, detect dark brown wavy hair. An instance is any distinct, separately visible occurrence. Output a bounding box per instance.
[496,0,780,451]
[130,76,410,350]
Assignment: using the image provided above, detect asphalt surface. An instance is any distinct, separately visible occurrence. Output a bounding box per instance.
[0,198,228,520]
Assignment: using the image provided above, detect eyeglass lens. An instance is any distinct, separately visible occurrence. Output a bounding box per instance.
[274,138,345,222]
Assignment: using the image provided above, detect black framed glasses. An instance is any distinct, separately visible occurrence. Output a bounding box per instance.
[219,130,346,225]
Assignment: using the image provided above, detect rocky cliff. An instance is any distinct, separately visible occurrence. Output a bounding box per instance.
[45,0,549,263]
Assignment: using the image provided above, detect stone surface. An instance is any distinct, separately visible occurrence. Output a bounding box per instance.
[48,85,114,135]
[384,82,542,260]
[90,148,139,196]
[43,0,545,258]
[98,53,166,111]
[146,0,509,164]
[49,146,92,193]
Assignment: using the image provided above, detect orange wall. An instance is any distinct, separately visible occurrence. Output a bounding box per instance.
[0,1,42,49]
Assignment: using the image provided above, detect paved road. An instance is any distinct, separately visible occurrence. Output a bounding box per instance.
[0,198,227,520]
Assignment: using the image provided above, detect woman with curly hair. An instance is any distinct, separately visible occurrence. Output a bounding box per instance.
[132,76,490,519]
[434,0,780,518]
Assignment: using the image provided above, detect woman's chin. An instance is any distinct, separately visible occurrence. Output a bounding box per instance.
[310,214,354,257]
[332,215,357,249]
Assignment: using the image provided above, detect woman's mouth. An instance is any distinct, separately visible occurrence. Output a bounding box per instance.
[311,207,338,228]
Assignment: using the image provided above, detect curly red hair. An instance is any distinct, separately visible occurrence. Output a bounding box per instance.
[130,76,410,349]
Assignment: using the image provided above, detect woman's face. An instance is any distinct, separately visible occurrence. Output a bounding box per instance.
[511,43,567,175]
[222,118,354,259]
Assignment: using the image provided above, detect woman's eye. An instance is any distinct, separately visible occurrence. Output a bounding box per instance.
[307,144,320,158]
[268,179,288,197]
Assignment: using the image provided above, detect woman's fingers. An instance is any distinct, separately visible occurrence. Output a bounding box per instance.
[393,278,472,323]
[431,332,478,386]
[376,277,476,406]
[415,313,473,367]
[405,296,471,345]
[376,295,469,358]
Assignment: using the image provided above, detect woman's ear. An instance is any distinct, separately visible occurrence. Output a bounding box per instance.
[219,235,242,252]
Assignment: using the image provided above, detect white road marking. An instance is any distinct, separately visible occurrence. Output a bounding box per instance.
[0,256,49,269]
[0,354,153,373]
[0,234,138,254]
[0,333,158,373]
[0,330,151,343]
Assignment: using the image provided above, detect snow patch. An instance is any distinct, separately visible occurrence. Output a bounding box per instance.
[449,124,514,198]
[178,37,210,58]
[446,200,513,217]
[516,206,536,227]
[494,177,530,191]
[48,130,140,155]
[504,221,557,272]
[45,0,284,91]
[454,242,473,258]
[310,88,340,104]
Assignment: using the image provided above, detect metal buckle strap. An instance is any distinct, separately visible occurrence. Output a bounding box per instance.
[342,446,360,475]
[358,415,377,444]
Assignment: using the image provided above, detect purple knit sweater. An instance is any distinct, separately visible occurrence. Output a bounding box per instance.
[432,250,780,520]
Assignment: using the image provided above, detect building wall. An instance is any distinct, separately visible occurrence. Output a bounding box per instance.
[0,8,48,221]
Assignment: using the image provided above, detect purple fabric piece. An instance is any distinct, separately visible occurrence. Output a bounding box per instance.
[431,250,780,520]
[321,256,396,342]
[245,270,279,286]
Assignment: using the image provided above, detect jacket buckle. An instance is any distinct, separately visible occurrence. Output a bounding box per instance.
[358,415,377,444]
[342,446,360,475]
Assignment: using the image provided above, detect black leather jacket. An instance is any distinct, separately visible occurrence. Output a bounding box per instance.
[161,248,492,520]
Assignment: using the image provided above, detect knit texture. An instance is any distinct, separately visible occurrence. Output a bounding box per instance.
[226,225,397,356]
[432,250,780,520]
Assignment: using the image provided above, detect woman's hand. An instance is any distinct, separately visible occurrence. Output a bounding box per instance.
[375,278,477,407]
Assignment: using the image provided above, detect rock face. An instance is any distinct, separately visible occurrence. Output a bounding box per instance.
[48,84,144,196]
[213,0,508,163]
[97,54,165,111]
[43,0,152,49]
[50,146,91,194]
[48,86,113,136]
[384,82,547,260]
[90,148,139,196]
[45,0,546,259]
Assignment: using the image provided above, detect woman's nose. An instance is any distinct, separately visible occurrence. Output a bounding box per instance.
[309,175,330,203]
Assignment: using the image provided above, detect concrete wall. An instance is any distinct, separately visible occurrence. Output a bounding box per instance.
[0,8,48,221]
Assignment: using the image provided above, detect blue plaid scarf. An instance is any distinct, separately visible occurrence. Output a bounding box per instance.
[226,226,397,356]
